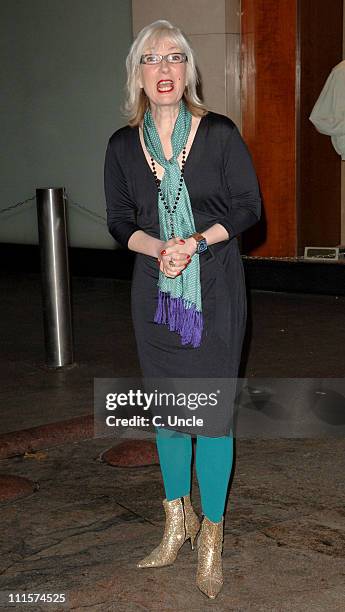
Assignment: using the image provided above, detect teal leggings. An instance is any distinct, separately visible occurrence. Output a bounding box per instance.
[155,427,234,523]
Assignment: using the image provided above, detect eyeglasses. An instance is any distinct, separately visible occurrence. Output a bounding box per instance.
[140,53,188,65]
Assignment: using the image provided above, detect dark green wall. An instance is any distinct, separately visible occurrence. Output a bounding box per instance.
[1,0,132,248]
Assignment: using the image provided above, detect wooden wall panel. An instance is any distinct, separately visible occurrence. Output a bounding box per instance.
[298,0,343,252]
[241,0,297,256]
[241,0,343,257]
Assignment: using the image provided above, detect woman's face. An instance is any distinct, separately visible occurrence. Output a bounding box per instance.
[138,37,187,110]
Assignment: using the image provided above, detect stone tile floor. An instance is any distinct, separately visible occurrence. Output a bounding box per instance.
[0,274,345,610]
[0,436,344,610]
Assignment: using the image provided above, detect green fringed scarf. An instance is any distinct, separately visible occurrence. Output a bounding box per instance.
[143,99,203,347]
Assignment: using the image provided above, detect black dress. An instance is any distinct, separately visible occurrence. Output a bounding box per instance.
[104,111,261,437]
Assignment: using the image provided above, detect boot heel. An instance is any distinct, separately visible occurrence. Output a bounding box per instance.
[183,494,201,552]
[189,523,201,550]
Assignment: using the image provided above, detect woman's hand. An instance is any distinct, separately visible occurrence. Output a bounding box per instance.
[157,236,197,278]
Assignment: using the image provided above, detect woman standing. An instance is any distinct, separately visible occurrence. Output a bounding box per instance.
[104,19,261,599]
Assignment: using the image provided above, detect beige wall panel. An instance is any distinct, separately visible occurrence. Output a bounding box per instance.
[225,0,241,33]
[188,33,227,114]
[132,0,227,36]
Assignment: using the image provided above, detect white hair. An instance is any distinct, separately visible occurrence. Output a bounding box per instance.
[121,19,208,126]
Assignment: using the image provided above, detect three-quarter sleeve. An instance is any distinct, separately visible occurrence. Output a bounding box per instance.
[218,124,261,240]
[104,137,141,249]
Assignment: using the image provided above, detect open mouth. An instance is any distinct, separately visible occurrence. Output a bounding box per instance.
[157,80,174,92]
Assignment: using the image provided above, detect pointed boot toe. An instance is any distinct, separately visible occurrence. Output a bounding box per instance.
[197,576,223,599]
[196,516,224,599]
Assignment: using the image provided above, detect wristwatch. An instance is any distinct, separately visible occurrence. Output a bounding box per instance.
[189,232,208,254]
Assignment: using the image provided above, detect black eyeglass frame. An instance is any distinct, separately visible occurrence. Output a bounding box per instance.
[140,53,188,65]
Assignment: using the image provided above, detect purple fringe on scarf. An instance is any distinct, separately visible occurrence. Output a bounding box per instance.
[154,289,203,348]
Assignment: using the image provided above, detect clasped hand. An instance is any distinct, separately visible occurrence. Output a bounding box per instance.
[157,236,197,278]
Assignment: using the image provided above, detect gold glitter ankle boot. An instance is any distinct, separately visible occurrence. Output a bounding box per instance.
[137,495,200,568]
[196,516,224,599]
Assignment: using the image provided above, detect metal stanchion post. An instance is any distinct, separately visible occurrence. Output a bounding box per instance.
[36,187,74,367]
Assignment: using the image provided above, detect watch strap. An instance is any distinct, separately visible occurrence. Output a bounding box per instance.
[190,232,208,254]
[190,232,205,244]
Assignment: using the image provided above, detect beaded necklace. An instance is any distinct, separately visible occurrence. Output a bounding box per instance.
[150,146,187,238]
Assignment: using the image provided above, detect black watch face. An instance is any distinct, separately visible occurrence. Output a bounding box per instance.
[198,240,208,253]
